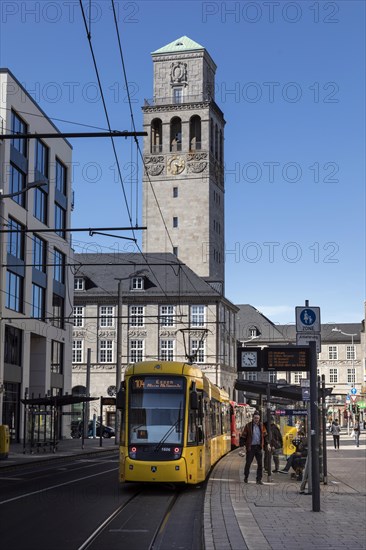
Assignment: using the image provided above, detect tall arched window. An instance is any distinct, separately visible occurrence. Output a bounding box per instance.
[151,118,162,153]
[170,117,182,152]
[189,115,201,151]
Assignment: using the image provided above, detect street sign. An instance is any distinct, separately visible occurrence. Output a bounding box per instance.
[350,388,357,395]
[350,395,357,402]
[346,395,351,402]
[302,388,310,401]
[296,332,321,353]
[300,379,310,387]
[296,306,321,332]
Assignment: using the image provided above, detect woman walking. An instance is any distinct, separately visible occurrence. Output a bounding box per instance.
[330,419,341,450]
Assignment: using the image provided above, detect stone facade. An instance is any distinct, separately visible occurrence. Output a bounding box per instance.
[71,254,238,426]
[142,38,225,286]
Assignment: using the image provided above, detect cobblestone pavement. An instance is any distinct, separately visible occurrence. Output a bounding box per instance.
[204,434,366,550]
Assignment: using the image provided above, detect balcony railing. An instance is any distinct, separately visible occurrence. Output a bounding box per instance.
[144,93,213,107]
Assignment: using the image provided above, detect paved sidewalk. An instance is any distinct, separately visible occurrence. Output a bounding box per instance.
[0,436,118,470]
[204,434,366,550]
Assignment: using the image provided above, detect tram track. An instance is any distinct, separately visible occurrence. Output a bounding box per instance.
[77,486,184,550]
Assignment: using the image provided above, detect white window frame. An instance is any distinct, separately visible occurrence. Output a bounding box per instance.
[74,278,84,291]
[73,306,84,327]
[130,305,144,327]
[346,345,356,360]
[99,306,114,328]
[191,339,205,363]
[160,305,175,327]
[245,371,257,381]
[160,339,174,361]
[132,277,144,290]
[269,371,277,383]
[191,305,205,327]
[347,368,355,384]
[173,87,183,103]
[293,372,304,384]
[73,340,83,363]
[329,368,338,383]
[99,340,113,363]
[328,346,338,360]
[130,339,144,363]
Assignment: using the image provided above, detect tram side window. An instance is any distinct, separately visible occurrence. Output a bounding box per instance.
[222,404,230,435]
[188,392,204,445]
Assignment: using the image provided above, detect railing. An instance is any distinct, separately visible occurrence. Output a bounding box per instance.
[144,93,213,107]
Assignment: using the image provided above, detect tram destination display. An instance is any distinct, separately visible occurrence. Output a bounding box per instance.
[131,377,184,390]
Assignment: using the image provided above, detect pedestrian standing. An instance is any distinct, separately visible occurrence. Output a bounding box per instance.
[354,416,361,448]
[264,418,283,473]
[241,411,268,485]
[330,419,341,450]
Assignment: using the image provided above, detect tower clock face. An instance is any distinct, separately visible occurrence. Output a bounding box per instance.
[168,155,185,175]
[242,351,258,368]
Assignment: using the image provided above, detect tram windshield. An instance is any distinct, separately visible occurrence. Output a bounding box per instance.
[129,376,185,445]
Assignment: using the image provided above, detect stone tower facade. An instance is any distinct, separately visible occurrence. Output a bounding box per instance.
[142,36,225,289]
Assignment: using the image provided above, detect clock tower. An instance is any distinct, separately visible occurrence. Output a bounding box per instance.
[142,36,225,288]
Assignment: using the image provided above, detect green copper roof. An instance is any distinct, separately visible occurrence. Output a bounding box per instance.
[152,36,205,55]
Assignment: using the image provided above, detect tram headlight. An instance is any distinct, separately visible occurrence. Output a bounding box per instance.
[129,446,137,458]
[173,447,181,459]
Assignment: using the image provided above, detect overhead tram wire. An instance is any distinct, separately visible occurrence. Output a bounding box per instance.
[78,1,166,294]
[77,2,223,358]
[78,0,136,241]
[110,1,226,355]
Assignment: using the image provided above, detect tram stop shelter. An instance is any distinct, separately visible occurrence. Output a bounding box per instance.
[20,394,98,454]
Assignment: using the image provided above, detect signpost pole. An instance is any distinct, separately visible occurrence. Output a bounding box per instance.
[309,340,320,511]
[321,374,328,484]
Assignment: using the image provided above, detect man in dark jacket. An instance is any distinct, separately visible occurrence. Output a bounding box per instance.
[264,419,283,473]
[241,411,268,484]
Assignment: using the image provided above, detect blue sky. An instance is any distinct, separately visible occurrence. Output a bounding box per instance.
[1,0,365,324]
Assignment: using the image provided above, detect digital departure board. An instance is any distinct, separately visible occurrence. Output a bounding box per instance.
[263,347,310,371]
[131,377,184,391]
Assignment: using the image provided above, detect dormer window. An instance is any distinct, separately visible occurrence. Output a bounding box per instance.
[249,327,259,338]
[132,276,144,290]
[74,277,84,291]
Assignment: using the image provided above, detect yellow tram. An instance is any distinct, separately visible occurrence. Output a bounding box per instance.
[117,361,231,484]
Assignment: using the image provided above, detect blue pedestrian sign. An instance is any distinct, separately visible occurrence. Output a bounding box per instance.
[346,395,351,401]
[296,306,321,332]
[350,388,357,395]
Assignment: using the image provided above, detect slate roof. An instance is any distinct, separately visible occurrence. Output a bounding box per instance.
[236,304,287,343]
[236,305,363,344]
[73,252,233,305]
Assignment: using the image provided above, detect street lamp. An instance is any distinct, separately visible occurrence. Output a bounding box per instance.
[0,178,47,199]
[332,327,358,432]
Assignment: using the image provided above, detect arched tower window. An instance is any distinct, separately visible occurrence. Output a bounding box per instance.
[151,118,162,154]
[189,115,201,151]
[170,117,182,152]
